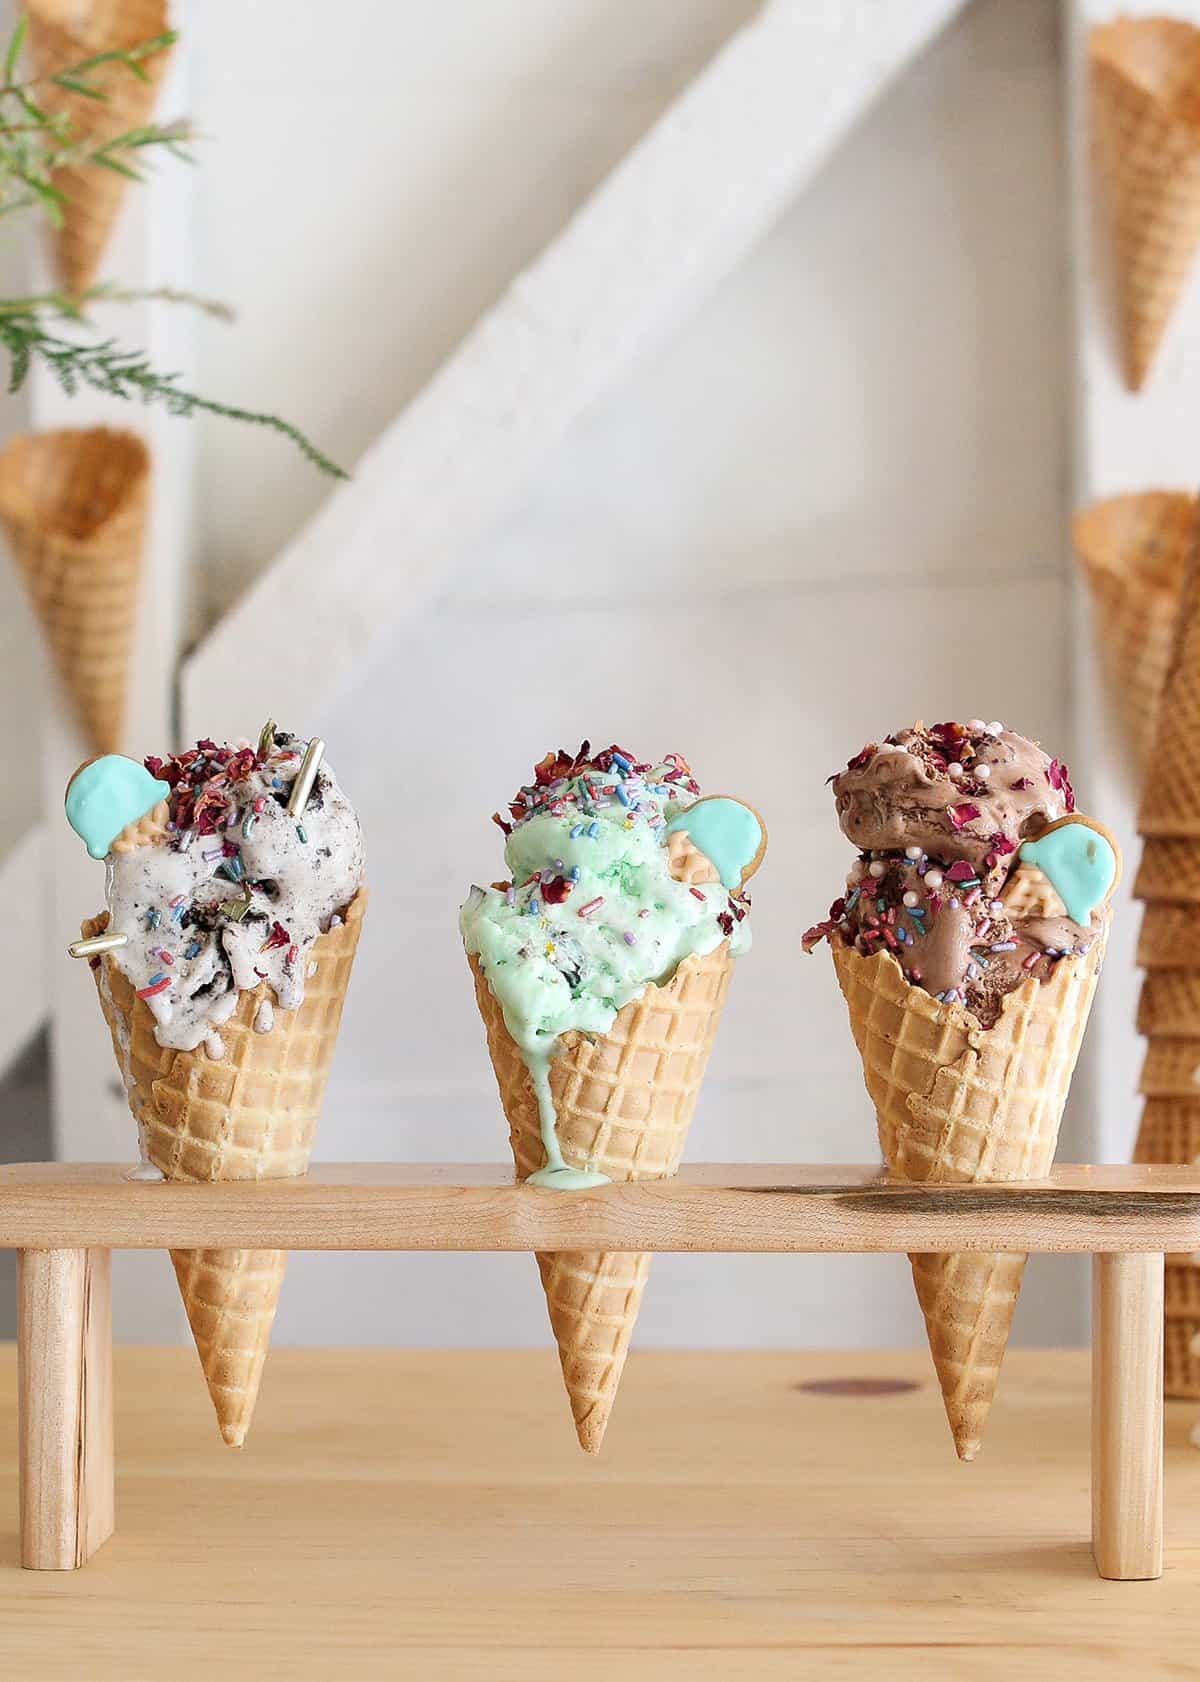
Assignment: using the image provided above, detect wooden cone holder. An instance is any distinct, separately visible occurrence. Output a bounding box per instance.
[1,1160,1183,1581]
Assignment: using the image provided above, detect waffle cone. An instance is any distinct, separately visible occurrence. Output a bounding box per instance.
[1133,838,1200,902]
[1137,902,1200,969]
[26,0,173,295]
[80,890,366,1446]
[0,427,148,754]
[1090,18,1200,390]
[469,942,733,1453]
[831,928,1107,1460]
[1000,865,1063,921]
[1139,1039,1200,1098]
[1137,970,1200,1037]
[1073,494,1194,767]
[1164,1261,1200,1397]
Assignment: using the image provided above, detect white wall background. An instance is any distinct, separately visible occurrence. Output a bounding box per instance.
[1,0,1140,1351]
[183,0,1088,1350]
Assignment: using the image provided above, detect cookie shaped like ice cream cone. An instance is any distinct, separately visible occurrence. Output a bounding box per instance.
[26,0,174,296]
[1090,17,1200,390]
[0,427,148,755]
[808,724,1117,1459]
[462,749,763,1453]
[66,737,366,1447]
[1073,492,1195,771]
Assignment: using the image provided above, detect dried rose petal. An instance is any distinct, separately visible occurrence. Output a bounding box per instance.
[949,802,981,830]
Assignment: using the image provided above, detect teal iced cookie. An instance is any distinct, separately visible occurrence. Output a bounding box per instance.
[1018,816,1120,926]
[65,754,171,860]
[663,795,766,890]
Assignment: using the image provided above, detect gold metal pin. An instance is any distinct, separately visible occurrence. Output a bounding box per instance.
[68,931,129,959]
[287,737,325,817]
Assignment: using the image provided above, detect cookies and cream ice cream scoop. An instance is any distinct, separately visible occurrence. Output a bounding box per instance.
[67,728,364,1052]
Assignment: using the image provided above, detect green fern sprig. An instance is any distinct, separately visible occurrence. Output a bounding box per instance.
[0,311,348,479]
[0,18,347,479]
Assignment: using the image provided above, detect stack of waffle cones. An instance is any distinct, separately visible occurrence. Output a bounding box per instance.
[0,427,149,755]
[1134,510,1200,1396]
[1090,18,1200,391]
[469,834,737,1453]
[1074,492,1195,772]
[831,870,1108,1461]
[27,0,174,296]
[83,890,367,1446]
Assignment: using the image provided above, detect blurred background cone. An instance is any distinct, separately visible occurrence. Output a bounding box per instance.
[1090,17,1200,390]
[1073,492,1194,772]
[0,426,149,754]
[1133,528,1200,1396]
[26,0,173,296]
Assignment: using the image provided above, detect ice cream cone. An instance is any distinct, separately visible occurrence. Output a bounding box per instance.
[26,0,173,296]
[80,890,366,1446]
[1137,902,1200,969]
[1073,493,1195,768]
[1134,838,1200,902]
[1137,970,1200,1037]
[1164,1261,1200,1397]
[1001,865,1063,921]
[831,929,1107,1460]
[1139,1037,1200,1096]
[1090,17,1200,390]
[0,427,148,755]
[469,941,733,1453]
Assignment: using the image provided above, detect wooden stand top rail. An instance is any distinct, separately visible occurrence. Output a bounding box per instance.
[2,1162,1199,1253]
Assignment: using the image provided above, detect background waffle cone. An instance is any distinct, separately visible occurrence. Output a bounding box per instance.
[1137,970,1200,1037]
[0,427,148,754]
[831,928,1107,1460]
[1134,838,1200,902]
[469,942,733,1453]
[1090,18,1200,390]
[26,0,173,295]
[1139,1039,1200,1097]
[80,891,366,1446]
[1073,493,1194,767]
[1164,1263,1200,1398]
[1138,902,1200,968]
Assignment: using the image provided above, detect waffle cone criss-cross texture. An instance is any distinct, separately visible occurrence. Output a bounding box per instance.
[832,909,1107,1461]
[1090,18,1200,391]
[469,878,733,1453]
[1131,520,1200,1395]
[0,427,149,755]
[1073,493,1195,770]
[27,0,174,296]
[81,890,366,1446]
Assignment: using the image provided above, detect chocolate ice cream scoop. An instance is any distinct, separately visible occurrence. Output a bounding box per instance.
[806,719,1111,1026]
[831,719,1073,892]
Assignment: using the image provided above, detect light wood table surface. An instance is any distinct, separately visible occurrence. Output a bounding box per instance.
[1,1346,1198,1681]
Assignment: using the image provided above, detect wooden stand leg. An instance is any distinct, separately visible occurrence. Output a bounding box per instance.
[1092,1252,1163,1581]
[17,1248,114,1570]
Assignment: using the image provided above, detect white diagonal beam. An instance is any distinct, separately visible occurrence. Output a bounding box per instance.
[182,0,967,741]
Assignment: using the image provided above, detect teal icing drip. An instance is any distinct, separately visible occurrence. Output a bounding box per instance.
[663,798,761,889]
[1019,822,1116,925]
[66,755,171,860]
